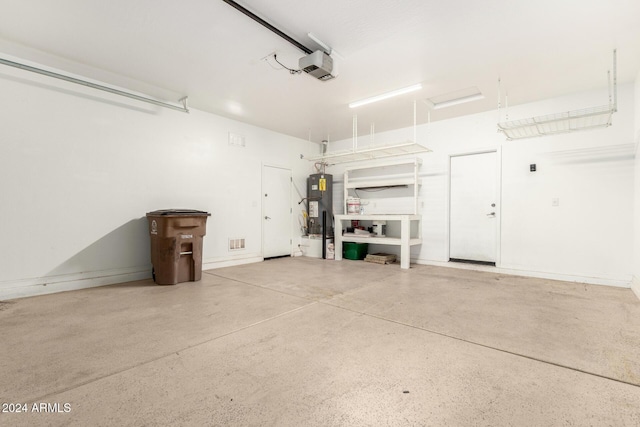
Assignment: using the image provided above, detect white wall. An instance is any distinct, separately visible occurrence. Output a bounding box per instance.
[0,60,316,300]
[330,85,636,287]
[633,71,640,298]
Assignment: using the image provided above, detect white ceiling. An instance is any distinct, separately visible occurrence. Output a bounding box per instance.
[1,0,639,144]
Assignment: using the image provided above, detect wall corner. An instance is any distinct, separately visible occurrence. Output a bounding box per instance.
[632,276,640,301]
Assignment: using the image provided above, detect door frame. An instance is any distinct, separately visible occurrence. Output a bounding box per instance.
[447,148,502,267]
[261,163,293,258]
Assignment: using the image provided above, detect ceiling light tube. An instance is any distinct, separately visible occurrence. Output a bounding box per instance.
[432,93,484,110]
[349,84,422,108]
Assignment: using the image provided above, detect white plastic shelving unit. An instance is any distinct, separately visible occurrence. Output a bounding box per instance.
[334,214,422,269]
[343,157,422,215]
[336,158,423,269]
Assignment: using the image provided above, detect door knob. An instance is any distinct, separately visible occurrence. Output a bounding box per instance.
[487,212,495,216]
[264,216,271,220]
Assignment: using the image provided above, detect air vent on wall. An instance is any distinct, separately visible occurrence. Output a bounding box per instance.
[229,238,246,251]
[229,132,246,147]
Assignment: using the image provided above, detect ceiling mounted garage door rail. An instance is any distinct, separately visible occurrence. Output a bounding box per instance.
[221,0,313,54]
[0,57,189,113]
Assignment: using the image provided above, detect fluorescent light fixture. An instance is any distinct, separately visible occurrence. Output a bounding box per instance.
[430,93,484,110]
[349,84,422,108]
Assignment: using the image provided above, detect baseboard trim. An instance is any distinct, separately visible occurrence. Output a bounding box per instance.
[632,276,640,300]
[0,266,151,301]
[0,255,266,301]
[414,258,632,288]
[202,255,264,270]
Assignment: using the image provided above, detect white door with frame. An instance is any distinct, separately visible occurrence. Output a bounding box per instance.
[262,165,292,258]
[449,151,498,264]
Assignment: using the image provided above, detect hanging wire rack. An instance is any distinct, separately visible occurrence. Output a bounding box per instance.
[497,50,617,140]
[307,100,432,164]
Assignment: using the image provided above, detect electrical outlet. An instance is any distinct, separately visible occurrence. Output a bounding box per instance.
[260,50,278,61]
[552,198,559,207]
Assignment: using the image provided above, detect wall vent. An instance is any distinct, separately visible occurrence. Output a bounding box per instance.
[229,238,246,251]
[228,132,246,147]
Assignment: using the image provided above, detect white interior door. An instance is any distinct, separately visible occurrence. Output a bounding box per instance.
[262,166,292,258]
[450,152,497,264]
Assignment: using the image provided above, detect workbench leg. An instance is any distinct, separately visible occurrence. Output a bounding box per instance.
[335,219,343,261]
[400,218,410,269]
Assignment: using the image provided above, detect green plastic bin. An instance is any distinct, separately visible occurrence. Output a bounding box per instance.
[343,242,368,260]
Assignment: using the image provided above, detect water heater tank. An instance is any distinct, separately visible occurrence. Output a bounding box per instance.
[307,173,333,236]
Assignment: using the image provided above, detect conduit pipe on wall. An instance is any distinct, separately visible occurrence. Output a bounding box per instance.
[0,57,190,113]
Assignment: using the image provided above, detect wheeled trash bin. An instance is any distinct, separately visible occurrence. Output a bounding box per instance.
[146,209,211,285]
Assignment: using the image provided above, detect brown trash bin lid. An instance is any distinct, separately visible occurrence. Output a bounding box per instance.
[146,209,211,216]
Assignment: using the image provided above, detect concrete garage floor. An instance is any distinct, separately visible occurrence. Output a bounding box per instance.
[1,258,639,426]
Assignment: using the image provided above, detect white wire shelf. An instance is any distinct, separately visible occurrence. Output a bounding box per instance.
[497,105,614,140]
[306,140,432,164]
[498,50,617,141]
